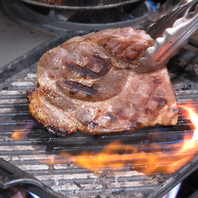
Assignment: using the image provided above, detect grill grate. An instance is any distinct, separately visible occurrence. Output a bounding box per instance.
[0,34,198,198]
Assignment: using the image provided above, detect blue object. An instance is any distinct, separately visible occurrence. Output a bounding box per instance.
[147,0,157,10]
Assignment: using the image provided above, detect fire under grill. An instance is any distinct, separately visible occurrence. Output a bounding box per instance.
[0,32,198,198]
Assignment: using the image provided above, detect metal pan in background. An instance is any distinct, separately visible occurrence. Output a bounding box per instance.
[21,0,143,9]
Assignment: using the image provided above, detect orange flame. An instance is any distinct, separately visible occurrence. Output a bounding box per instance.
[45,102,198,175]
[11,123,34,140]
[178,104,198,151]
[11,103,198,175]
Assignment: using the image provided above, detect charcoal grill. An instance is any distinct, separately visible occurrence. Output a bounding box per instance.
[0,31,198,198]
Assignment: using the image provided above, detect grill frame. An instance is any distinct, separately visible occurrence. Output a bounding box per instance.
[0,32,198,198]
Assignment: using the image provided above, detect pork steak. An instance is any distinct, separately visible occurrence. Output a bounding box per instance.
[28,27,178,136]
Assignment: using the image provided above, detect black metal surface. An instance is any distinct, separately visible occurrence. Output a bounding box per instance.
[176,168,198,198]
[0,158,59,198]
[0,32,198,198]
[21,0,142,10]
[1,0,154,35]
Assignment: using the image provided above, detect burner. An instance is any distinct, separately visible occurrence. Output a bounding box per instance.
[1,0,155,35]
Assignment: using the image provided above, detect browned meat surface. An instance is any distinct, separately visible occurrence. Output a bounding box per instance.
[28,27,178,136]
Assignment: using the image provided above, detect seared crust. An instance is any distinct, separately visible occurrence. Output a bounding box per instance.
[28,27,178,136]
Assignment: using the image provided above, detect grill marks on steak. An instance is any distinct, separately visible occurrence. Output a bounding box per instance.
[28,27,178,136]
[61,80,98,97]
[57,68,127,101]
[66,56,111,78]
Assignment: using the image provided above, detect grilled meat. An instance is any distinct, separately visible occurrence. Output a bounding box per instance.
[28,27,178,136]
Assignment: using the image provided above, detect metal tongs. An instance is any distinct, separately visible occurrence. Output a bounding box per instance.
[136,0,198,73]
